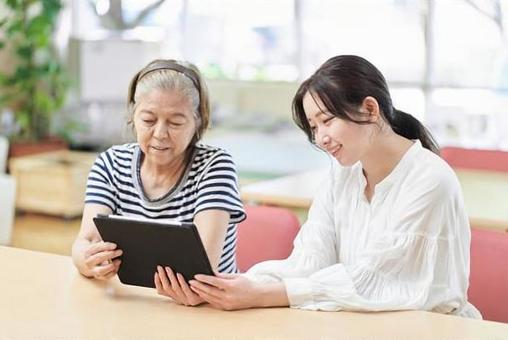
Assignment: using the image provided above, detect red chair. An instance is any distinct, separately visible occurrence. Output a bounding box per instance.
[236,205,300,272]
[441,147,508,172]
[468,227,508,323]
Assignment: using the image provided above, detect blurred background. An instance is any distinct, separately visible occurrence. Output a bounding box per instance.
[1,0,508,256]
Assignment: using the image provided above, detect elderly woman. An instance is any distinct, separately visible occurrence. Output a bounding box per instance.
[72,59,245,306]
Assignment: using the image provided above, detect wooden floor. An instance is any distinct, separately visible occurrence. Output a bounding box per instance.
[11,213,81,256]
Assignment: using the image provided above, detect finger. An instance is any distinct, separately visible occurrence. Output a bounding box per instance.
[112,259,122,269]
[102,267,120,280]
[85,242,117,258]
[166,268,186,302]
[165,267,180,291]
[193,274,229,289]
[94,262,117,278]
[85,249,123,267]
[155,272,178,300]
[105,259,122,278]
[177,273,200,302]
[84,242,102,258]
[95,272,114,281]
[155,272,167,296]
[189,279,224,300]
[158,266,184,303]
[154,272,164,295]
[157,266,172,292]
[95,263,116,277]
[190,284,225,308]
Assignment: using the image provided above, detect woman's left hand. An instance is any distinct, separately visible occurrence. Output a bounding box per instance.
[189,272,262,311]
[154,266,205,306]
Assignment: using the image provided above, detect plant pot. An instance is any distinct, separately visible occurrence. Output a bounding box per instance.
[8,150,97,218]
[8,137,68,158]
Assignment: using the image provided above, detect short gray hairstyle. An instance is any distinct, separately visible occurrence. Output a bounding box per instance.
[127,59,211,142]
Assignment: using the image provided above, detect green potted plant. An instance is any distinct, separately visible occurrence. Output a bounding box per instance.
[0,0,68,156]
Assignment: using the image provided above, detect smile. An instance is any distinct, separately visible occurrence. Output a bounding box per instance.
[150,146,169,151]
[329,145,342,157]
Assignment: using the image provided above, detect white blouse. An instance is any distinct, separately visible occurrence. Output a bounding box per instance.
[246,141,481,318]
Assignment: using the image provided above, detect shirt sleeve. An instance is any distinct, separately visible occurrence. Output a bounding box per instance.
[194,151,246,224]
[245,165,338,282]
[84,152,117,212]
[247,165,466,312]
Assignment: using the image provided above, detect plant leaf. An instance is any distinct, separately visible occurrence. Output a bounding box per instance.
[5,0,18,10]
[2,0,68,141]
[16,45,34,59]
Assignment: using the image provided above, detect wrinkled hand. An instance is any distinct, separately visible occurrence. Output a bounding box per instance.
[84,242,122,280]
[154,266,205,306]
[189,272,261,311]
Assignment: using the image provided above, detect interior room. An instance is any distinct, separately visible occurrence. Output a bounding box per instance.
[1,0,508,338]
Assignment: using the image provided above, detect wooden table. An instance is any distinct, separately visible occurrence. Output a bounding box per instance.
[241,168,508,230]
[241,168,325,209]
[1,246,508,339]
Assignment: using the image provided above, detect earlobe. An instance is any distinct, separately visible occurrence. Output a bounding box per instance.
[369,111,378,123]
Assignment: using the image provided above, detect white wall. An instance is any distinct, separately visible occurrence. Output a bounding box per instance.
[207,79,298,123]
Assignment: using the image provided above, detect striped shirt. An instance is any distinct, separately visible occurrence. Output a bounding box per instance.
[85,143,246,273]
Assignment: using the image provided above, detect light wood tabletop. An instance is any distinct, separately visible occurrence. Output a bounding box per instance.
[241,168,508,230]
[1,246,508,340]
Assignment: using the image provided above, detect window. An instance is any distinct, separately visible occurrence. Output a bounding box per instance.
[68,0,508,149]
[184,0,298,81]
[429,0,508,148]
[299,0,425,83]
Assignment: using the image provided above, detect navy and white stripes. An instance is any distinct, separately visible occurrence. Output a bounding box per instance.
[85,143,246,273]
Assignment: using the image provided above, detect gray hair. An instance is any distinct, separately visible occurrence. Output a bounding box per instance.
[127,59,211,142]
[132,68,200,122]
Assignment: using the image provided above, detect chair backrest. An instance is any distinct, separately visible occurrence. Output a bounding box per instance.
[441,147,508,172]
[236,205,300,272]
[468,227,508,323]
[0,174,16,245]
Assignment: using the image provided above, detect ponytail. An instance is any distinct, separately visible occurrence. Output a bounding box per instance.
[292,55,441,155]
[391,108,440,154]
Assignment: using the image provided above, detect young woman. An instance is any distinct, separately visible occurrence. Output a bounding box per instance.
[187,55,481,318]
[72,59,245,306]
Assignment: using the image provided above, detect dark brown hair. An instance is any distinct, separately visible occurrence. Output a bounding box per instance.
[292,55,439,154]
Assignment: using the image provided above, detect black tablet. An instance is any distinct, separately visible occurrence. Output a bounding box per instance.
[93,214,214,288]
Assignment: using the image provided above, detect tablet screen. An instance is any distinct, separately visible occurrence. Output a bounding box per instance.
[93,215,214,288]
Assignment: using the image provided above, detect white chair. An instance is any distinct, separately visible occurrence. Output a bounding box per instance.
[0,135,8,173]
[0,174,16,245]
[0,136,15,245]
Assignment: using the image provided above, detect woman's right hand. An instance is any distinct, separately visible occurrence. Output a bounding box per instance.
[154,266,205,306]
[83,241,123,280]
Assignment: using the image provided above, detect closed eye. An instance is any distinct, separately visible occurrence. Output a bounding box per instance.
[323,116,336,124]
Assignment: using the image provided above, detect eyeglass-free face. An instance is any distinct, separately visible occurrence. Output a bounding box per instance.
[133,89,197,169]
[304,92,377,167]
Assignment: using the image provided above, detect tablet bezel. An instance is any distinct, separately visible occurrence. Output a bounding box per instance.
[93,214,214,288]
